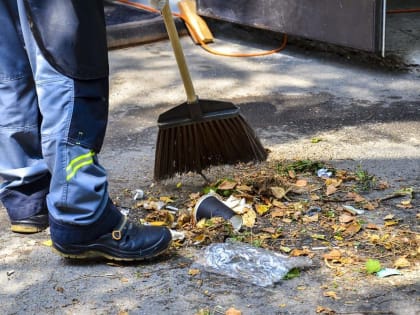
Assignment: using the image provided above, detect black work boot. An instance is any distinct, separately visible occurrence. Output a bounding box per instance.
[49,202,172,261]
[10,209,49,234]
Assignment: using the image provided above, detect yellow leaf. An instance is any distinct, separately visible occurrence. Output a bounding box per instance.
[42,239,53,247]
[242,208,256,228]
[384,214,395,220]
[176,182,182,188]
[225,307,242,315]
[326,185,337,196]
[149,221,167,226]
[120,277,129,283]
[255,204,270,215]
[384,220,399,227]
[188,269,200,276]
[159,196,174,203]
[192,234,207,244]
[325,178,342,187]
[196,218,207,228]
[394,257,411,269]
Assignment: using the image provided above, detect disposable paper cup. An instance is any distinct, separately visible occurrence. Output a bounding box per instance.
[193,194,242,231]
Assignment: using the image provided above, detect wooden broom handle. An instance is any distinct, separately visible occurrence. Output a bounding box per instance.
[161,3,198,104]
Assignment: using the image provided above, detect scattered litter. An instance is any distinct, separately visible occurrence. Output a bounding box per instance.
[133,189,145,200]
[165,205,179,212]
[194,240,313,287]
[343,205,365,215]
[306,206,322,216]
[376,268,402,278]
[143,201,165,211]
[170,229,185,241]
[317,168,332,178]
[119,207,130,216]
[194,194,243,231]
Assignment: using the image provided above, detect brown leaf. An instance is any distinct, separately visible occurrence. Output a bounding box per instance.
[323,249,342,260]
[346,192,365,202]
[218,180,237,190]
[271,207,286,218]
[225,307,242,315]
[316,305,336,314]
[326,185,337,196]
[236,184,252,192]
[295,179,308,187]
[290,248,313,257]
[339,214,354,224]
[366,223,379,230]
[270,186,289,199]
[323,291,340,300]
[188,269,200,276]
[343,222,361,237]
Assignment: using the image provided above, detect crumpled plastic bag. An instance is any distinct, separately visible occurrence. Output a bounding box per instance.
[194,240,313,287]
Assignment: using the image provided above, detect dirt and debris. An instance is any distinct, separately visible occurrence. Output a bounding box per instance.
[113,159,419,282]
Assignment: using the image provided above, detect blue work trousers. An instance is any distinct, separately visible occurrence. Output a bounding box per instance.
[0,0,110,225]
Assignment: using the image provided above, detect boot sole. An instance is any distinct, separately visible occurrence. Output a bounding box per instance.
[11,224,47,234]
[52,241,172,262]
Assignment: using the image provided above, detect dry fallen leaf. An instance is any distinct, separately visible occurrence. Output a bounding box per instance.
[316,305,336,314]
[270,186,289,199]
[346,192,365,202]
[295,179,308,187]
[339,214,354,224]
[323,291,340,300]
[188,269,200,276]
[242,208,256,228]
[323,249,342,260]
[270,207,286,218]
[326,185,337,196]
[343,221,361,237]
[366,223,380,230]
[225,307,242,315]
[394,257,411,269]
[255,204,270,215]
[218,180,237,190]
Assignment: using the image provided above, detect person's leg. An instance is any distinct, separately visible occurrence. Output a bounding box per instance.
[15,0,171,260]
[0,0,50,233]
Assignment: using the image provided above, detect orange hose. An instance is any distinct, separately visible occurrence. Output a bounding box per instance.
[115,0,287,57]
[387,8,420,14]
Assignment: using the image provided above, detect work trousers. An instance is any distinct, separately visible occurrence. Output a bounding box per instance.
[0,0,111,225]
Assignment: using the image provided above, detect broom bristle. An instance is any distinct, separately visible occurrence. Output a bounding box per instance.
[154,115,267,180]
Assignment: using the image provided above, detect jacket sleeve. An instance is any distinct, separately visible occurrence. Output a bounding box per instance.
[23,0,109,80]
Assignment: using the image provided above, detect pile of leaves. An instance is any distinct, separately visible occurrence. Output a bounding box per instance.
[123,159,419,276]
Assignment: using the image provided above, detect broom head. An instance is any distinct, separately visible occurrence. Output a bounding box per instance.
[154,99,267,180]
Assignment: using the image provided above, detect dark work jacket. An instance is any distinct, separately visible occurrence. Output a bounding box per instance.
[24,0,109,80]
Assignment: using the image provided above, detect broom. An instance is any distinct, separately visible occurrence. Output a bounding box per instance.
[154,1,267,180]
